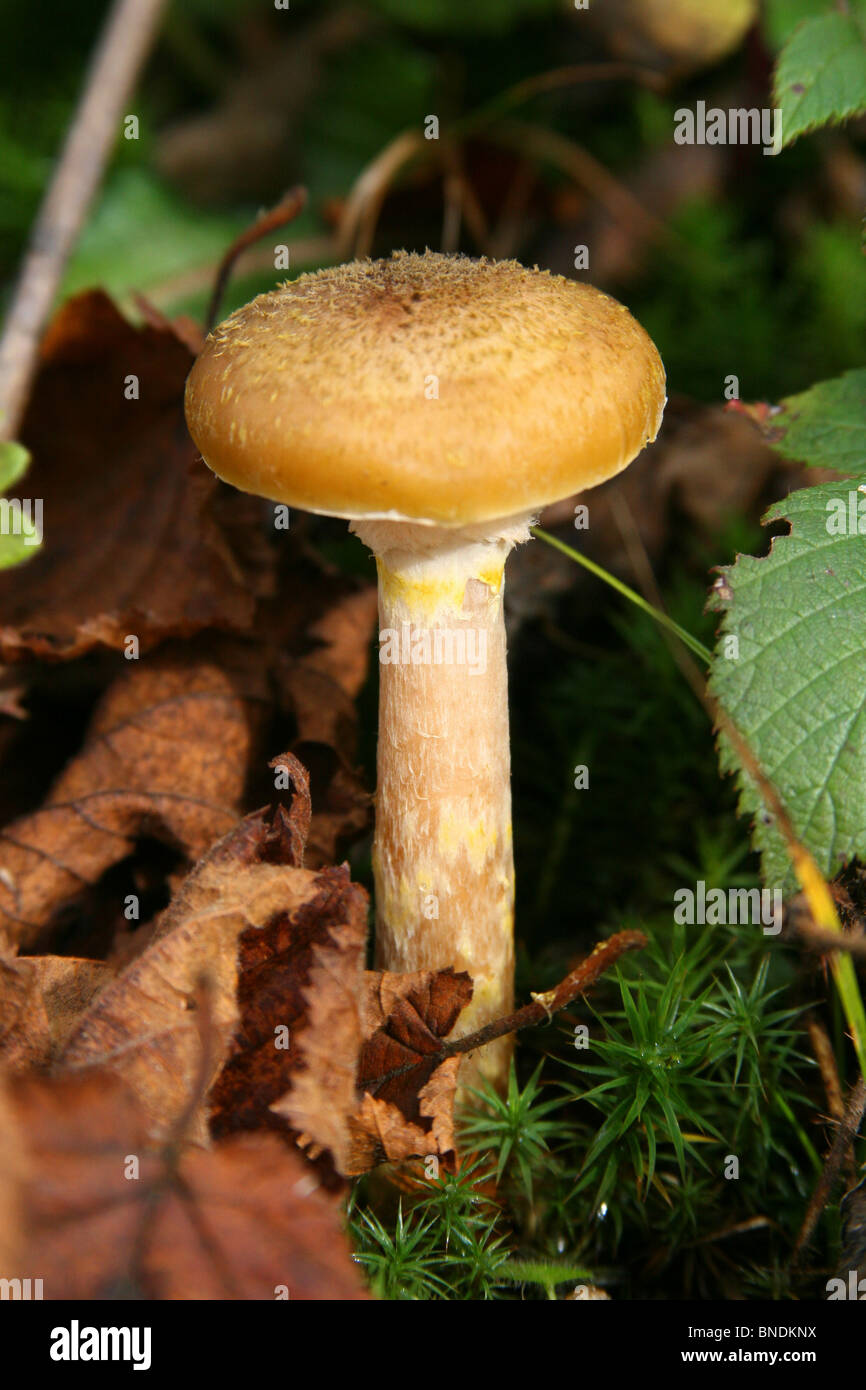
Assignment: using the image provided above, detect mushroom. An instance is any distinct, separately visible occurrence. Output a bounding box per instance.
[184,251,665,1091]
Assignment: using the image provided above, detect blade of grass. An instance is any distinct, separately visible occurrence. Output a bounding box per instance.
[531,526,712,664]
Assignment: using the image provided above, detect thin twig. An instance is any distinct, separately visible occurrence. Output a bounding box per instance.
[337,129,425,261]
[122,234,336,316]
[440,169,463,254]
[489,159,536,260]
[205,186,308,334]
[807,1013,858,1185]
[368,930,647,1093]
[491,120,668,248]
[440,143,490,254]
[790,919,866,960]
[807,1015,846,1126]
[465,62,668,128]
[0,0,168,440]
[793,1077,866,1264]
[447,929,647,1055]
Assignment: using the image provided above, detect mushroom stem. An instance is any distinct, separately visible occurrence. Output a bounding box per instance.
[352,515,533,1093]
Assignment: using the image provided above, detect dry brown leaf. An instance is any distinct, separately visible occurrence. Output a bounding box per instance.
[0,638,270,950]
[348,968,473,1169]
[8,731,462,1179]
[276,584,377,866]
[346,1088,454,1169]
[0,1077,25,1277]
[264,752,311,866]
[0,291,273,663]
[209,853,367,1176]
[207,805,472,1177]
[299,585,379,703]
[1,1071,367,1300]
[58,799,353,1145]
[0,953,109,1069]
[272,965,473,1178]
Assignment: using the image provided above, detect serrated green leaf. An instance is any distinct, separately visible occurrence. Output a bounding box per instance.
[760,369,866,472]
[774,5,866,146]
[710,476,866,890]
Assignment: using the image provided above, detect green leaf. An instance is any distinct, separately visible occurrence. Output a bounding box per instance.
[0,442,41,569]
[773,4,866,146]
[0,441,30,492]
[62,168,248,309]
[758,369,866,472]
[0,531,40,570]
[763,0,835,50]
[709,475,866,890]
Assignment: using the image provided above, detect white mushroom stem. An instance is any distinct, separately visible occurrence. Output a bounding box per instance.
[352,513,533,1093]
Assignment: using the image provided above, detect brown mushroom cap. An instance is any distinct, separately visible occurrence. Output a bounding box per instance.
[184,250,666,527]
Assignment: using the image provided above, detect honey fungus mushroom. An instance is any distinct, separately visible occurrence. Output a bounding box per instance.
[184,250,666,1091]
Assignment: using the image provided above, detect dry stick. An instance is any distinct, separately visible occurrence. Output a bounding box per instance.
[126,235,336,317]
[806,1014,858,1185]
[368,929,647,1093]
[808,1015,847,1126]
[204,186,308,335]
[0,0,168,441]
[792,920,866,961]
[447,929,647,1055]
[793,1077,866,1264]
[489,159,537,260]
[440,145,491,255]
[337,64,666,266]
[473,61,668,121]
[337,129,425,261]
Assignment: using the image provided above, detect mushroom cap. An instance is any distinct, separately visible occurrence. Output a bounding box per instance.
[184,251,666,527]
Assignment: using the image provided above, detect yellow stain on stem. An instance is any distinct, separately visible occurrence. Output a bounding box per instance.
[377,557,504,617]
